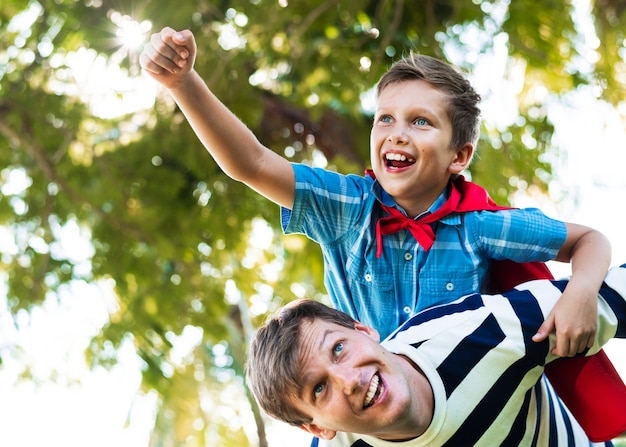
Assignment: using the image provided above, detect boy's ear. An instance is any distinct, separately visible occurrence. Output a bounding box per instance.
[300,423,337,440]
[448,143,473,174]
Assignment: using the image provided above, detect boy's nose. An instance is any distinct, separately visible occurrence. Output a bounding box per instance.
[387,128,408,144]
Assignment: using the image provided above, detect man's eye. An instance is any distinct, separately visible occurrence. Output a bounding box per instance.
[313,383,324,399]
[333,342,344,355]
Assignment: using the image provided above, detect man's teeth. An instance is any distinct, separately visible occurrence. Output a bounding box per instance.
[364,374,381,408]
[385,153,415,162]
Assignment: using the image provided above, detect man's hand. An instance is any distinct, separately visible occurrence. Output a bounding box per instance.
[532,289,597,357]
[139,27,196,90]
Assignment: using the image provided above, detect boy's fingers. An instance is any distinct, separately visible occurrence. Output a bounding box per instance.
[161,28,194,59]
[552,339,571,357]
[532,316,554,342]
[172,30,189,46]
[150,31,180,60]
[140,28,192,75]
[140,40,180,74]
[552,332,591,357]
[138,51,164,75]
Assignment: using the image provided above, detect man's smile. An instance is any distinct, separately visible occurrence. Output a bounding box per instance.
[364,372,384,408]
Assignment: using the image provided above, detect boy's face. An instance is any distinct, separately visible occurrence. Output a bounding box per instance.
[291,319,433,441]
[370,79,472,217]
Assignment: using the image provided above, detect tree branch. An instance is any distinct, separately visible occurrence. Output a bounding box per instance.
[0,119,149,242]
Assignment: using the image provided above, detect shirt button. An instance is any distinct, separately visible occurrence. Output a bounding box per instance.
[364,273,372,282]
[404,252,413,261]
[403,306,411,314]
[446,282,454,291]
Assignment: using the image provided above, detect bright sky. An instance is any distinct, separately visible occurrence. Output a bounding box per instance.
[0,2,625,446]
[545,94,626,383]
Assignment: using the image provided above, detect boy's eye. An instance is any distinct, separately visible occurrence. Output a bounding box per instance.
[379,115,392,123]
[415,117,428,126]
[333,342,344,355]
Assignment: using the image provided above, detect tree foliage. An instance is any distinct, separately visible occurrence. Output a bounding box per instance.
[1,0,625,445]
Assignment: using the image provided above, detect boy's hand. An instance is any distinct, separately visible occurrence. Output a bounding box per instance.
[139,27,196,90]
[532,289,597,357]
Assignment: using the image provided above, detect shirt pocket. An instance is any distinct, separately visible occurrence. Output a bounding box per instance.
[346,248,394,292]
[345,251,400,335]
[417,268,480,310]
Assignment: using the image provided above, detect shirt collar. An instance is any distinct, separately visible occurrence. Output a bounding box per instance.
[372,179,459,224]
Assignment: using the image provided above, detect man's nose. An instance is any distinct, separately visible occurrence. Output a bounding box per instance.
[332,367,363,395]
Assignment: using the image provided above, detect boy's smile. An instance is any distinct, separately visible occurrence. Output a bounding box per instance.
[292,319,433,441]
[384,151,416,169]
[370,79,472,218]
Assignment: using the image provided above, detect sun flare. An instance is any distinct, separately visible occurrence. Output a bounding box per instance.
[111,12,151,51]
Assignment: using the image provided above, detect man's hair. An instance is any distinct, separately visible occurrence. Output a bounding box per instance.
[245,299,356,426]
[376,53,482,150]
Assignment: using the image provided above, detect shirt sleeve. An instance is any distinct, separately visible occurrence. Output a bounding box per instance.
[280,163,373,245]
[466,208,567,262]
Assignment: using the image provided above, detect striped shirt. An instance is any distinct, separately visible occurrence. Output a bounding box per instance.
[320,265,626,447]
[282,164,566,339]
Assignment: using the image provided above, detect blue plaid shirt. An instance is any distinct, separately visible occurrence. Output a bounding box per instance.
[281,164,566,339]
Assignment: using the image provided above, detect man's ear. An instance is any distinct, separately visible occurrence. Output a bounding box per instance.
[354,321,380,342]
[448,143,473,174]
[300,423,337,440]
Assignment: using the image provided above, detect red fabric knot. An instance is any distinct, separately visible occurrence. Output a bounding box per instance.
[375,182,462,257]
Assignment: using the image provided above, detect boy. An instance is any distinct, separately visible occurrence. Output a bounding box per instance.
[246,265,626,446]
[139,27,623,439]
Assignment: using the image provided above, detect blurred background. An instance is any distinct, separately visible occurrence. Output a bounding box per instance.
[0,0,625,446]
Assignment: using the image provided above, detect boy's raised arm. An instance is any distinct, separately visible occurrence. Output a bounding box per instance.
[140,27,295,209]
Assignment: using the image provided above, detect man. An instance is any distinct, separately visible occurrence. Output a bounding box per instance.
[246,266,626,446]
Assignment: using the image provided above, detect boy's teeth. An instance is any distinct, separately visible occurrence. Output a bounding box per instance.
[386,153,407,161]
[385,153,415,162]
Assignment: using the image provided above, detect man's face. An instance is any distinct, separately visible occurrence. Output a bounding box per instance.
[292,319,432,441]
[370,79,469,217]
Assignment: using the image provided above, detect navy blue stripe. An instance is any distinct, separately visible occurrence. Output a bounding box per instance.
[555,386,575,443]
[441,289,547,447]
[530,381,542,445]
[389,293,486,342]
[500,387,532,445]
[437,312,505,398]
[507,289,550,360]
[351,440,373,447]
[599,282,626,337]
[442,352,545,446]
[546,380,558,447]
[548,279,568,294]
